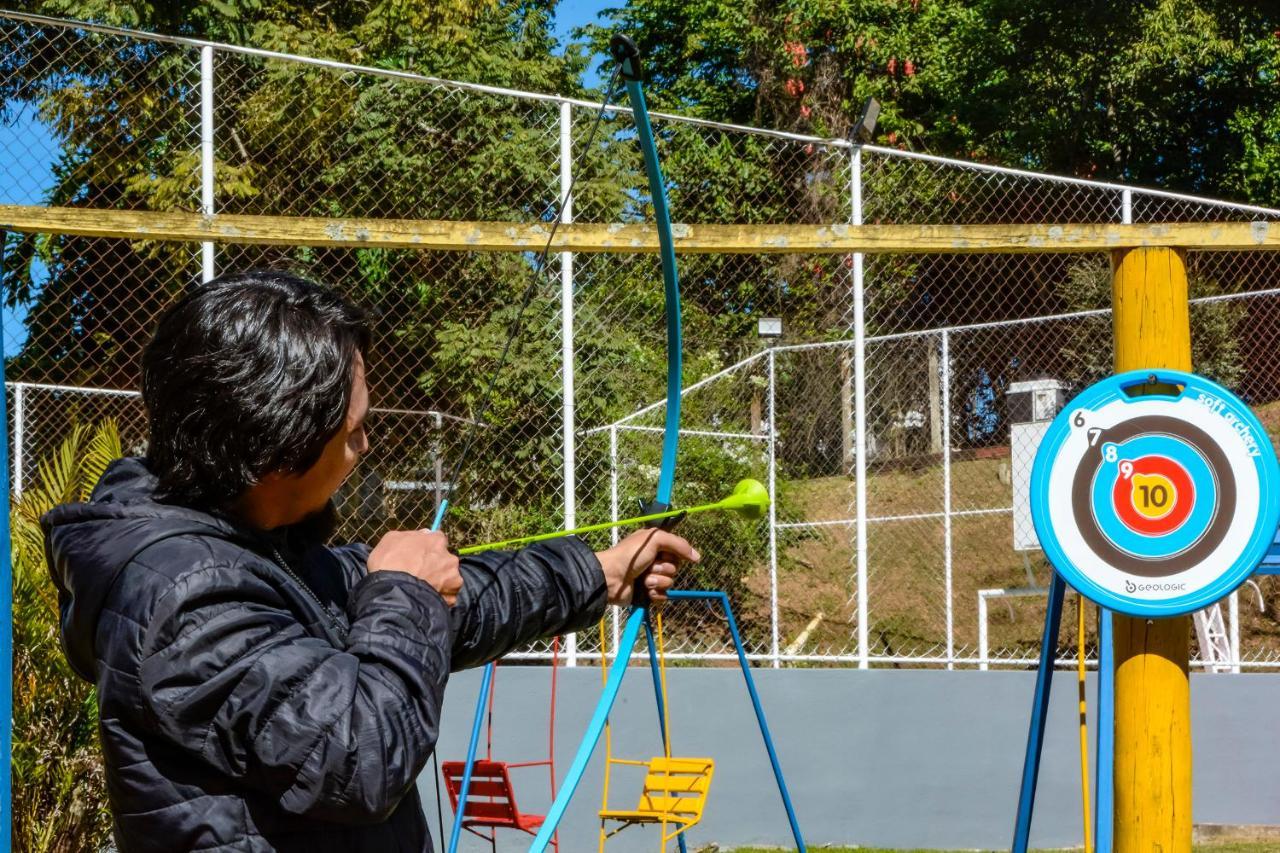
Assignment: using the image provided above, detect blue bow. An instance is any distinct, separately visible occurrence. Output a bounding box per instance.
[526,34,683,853]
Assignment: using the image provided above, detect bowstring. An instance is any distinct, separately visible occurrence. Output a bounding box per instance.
[432,62,626,532]
[428,60,627,853]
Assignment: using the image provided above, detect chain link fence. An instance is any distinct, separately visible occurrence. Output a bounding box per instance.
[5,12,1280,669]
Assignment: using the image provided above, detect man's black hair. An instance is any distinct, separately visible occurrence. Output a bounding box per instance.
[142,269,371,509]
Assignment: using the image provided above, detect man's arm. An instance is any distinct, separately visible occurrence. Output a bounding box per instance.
[446,528,700,670]
[448,537,606,670]
[137,558,452,825]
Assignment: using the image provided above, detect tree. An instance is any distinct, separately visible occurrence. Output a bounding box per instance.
[12,420,120,853]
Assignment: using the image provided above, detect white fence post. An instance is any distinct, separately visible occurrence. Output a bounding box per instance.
[609,424,620,653]
[941,331,953,669]
[851,147,869,669]
[767,348,780,668]
[11,382,23,500]
[978,591,989,671]
[200,45,216,283]
[559,99,578,667]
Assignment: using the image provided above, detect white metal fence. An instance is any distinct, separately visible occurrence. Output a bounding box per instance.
[5,12,1280,669]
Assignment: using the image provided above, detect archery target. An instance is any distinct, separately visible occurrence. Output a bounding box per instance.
[1031,369,1280,617]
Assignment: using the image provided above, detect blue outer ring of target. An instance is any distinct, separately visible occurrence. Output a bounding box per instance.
[1089,434,1217,559]
[1030,369,1280,618]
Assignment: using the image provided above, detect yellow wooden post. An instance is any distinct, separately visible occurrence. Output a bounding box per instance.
[1110,247,1193,852]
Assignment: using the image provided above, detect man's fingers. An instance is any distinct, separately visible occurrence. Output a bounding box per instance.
[649,531,700,563]
[646,570,676,590]
[648,561,678,578]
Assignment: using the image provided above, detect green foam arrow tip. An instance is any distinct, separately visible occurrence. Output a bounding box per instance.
[717,478,770,520]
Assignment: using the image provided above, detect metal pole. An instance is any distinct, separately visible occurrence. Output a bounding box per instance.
[941,331,953,669]
[977,591,989,672]
[200,45,216,283]
[667,591,807,852]
[11,382,23,500]
[609,424,620,651]
[559,99,578,667]
[1229,593,1241,673]
[767,348,780,668]
[851,146,869,670]
[0,231,13,847]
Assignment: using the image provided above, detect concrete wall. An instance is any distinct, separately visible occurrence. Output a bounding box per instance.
[420,668,1280,851]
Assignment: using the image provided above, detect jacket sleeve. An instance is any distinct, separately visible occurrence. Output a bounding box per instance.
[449,536,607,670]
[137,560,451,824]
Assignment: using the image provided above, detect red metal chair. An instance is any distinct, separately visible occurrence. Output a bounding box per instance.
[439,636,560,850]
[440,759,548,839]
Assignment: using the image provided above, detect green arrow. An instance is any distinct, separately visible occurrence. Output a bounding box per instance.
[457,478,770,556]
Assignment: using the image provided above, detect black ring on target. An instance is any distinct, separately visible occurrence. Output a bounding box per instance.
[1070,416,1233,577]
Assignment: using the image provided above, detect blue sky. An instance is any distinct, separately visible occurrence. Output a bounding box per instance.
[0,109,58,358]
[0,1,613,359]
[553,0,612,87]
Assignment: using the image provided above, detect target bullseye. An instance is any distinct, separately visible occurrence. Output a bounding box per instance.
[1031,369,1280,618]
[1111,454,1192,534]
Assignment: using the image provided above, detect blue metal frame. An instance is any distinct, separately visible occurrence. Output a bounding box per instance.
[642,610,689,853]
[667,591,806,853]
[528,591,807,853]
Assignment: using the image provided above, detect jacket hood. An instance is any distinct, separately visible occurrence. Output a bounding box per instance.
[42,457,246,681]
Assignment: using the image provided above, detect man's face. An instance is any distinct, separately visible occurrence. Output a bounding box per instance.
[286,352,371,519]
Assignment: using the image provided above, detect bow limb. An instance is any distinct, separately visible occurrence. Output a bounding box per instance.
[528,34,683,853]
[613,34,683,511]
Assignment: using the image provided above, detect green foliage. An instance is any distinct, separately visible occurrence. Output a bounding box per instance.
[597,0,1280,200]
[1055,254,1246,389]
[12,420,121,853]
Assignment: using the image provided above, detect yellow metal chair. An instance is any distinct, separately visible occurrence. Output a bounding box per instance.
[597,610,715,850]
[599,756,715,846]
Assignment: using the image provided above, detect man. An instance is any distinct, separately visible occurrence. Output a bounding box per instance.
[43,270,697,852]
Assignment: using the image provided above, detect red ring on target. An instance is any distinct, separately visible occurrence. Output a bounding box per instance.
[1111,454,1195,535]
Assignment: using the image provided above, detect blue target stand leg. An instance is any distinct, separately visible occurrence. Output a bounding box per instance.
[1011,580,1118,853]
[1094,607,1114,853]
[1011,572,1066,853]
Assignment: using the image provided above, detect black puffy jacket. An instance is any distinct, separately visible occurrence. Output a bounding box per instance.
[43,458,606,852]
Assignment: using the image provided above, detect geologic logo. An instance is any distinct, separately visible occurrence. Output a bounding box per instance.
[1124,579,1187,594]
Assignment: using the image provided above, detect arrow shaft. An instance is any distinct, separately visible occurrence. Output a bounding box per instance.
[457,499,725,555]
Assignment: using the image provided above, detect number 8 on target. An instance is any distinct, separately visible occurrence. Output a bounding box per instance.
[1031,369,1280,618]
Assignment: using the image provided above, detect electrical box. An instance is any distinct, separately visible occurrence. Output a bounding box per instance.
[1010,378,1066,551]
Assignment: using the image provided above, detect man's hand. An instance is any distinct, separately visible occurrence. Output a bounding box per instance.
[595,529,700,606]
[368,530,464,606]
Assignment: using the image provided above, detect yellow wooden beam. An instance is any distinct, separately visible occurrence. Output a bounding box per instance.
[1,205,1279,253]
[1110,247,1193,853]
